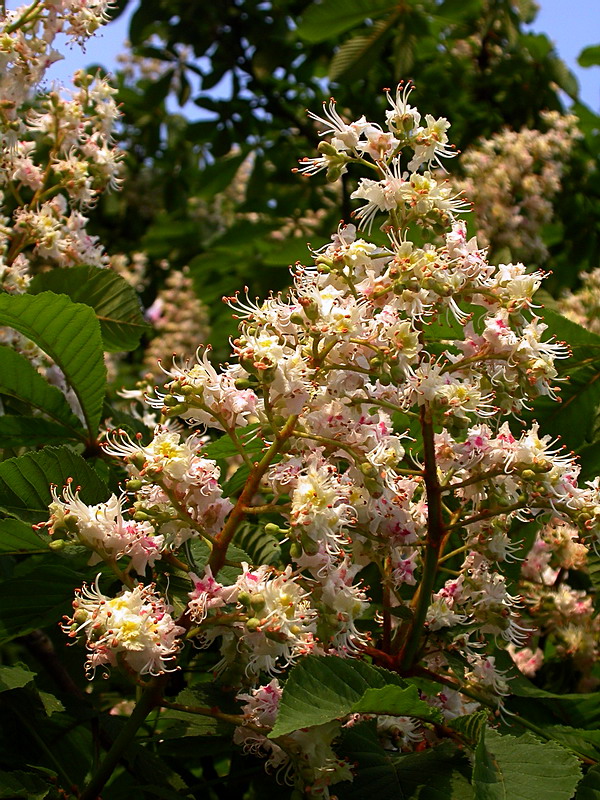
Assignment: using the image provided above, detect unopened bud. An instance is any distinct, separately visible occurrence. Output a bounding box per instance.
[265,523,282,536]
[289,541,303,560]
[165,403,188,416]
[250,593,265,611]
[49,539,66,551]
[64,514,79,532]
[235,378,256,390]
[317,141,340,157]
[246,617,261,632]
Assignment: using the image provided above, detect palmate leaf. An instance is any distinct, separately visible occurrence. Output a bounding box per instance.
[297,0,400,43]
[338,723,474,799]
[473,729,582,800]
[0,346,84,439]
[0,292,106,437]
[270,655,440,738]
[0,445,109,523]
[29,266,150,353]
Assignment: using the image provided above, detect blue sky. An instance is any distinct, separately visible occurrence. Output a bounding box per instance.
[47,1,600,111]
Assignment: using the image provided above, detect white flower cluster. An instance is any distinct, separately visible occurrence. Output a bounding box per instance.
[62,578,184,677]
[43,85,600,790]
[0,2,122,296]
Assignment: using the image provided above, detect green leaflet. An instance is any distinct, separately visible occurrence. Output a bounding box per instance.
[29,266,150,353]
[0,345,84,439]
[472,729,582,800]
[0,518,48,554]
[0,664,36,693]
[0,292,106,437]
[339,724,474,799]
[0,445,109,522]
[270,655,440,738]
[297,0,400,43]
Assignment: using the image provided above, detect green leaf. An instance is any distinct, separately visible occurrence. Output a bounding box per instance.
[0,563,81,643]
[222,463,251,497]
[297,0,400,43]
[329,18,396,82]
[202,424,263,460]
[0,416,79,447]
[339,723,474,799]
[473,729,581,800]
[578,45,600,67]
[527,310,600,451]
[270,655,433,738]
[352,685,443,723]
[0,518,48,554]
[197,152,248,199]
[0,292,106,436]
[0,770,50,799]
[448,710,489,743]
[235,522,281,566]
[0,664,36,692]
[577,766,600,799]
[0,445,109,522]
[38,690,64,717]
[0,346,83,438]
[159,687,231,738]
[29,267,150,353]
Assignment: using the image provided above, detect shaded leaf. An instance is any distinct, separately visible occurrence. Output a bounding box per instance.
[0,346,83,437]
[235,522,281,566]
[526,310,600,451]
[473,729,581,800]
[298,0,400,43]
[339,723,474,799]
[329,18,396,82]
[0,770,50,799]
[0,416,79,447]
[0,445,109,522]
[0,664,36,692]
[0,292,106,436]
[29,267,150,353]
[0,518,48,554]
[0,563,81,643]
[577,766,600,799]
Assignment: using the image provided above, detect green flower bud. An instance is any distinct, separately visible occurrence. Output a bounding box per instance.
[49,538,66,551]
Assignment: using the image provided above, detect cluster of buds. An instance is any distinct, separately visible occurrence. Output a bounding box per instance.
[45,85,600,795]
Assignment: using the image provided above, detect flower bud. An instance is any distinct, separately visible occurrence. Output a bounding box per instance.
[250,593,266,611]
[49,539,66,551]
